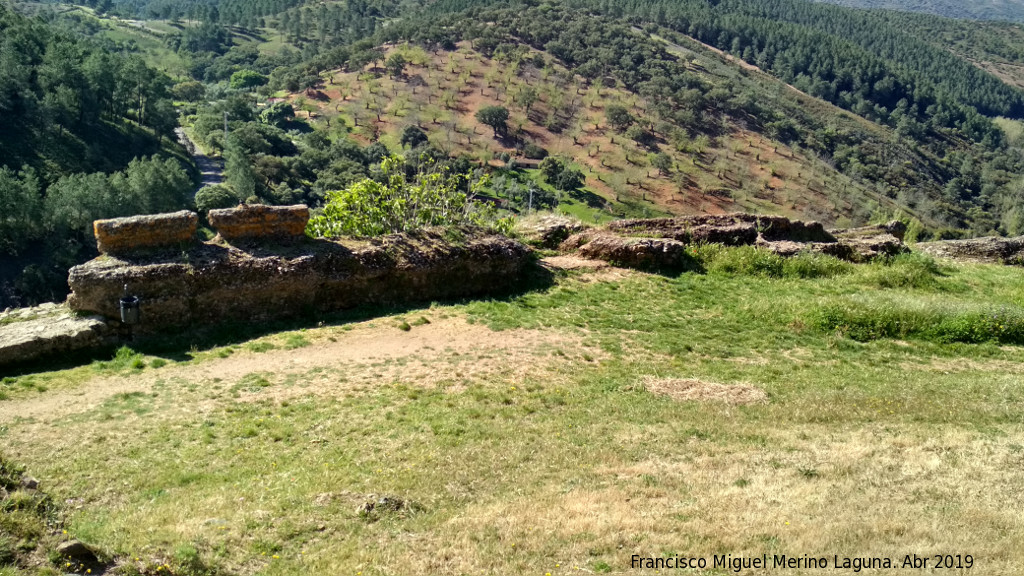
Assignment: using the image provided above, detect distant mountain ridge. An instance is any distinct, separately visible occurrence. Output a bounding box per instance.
[812,0,1024,22]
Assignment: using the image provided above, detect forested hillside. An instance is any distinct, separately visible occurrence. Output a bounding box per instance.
[0,4,192,307]
[812,0,1024,23]
[5,0,1024,308]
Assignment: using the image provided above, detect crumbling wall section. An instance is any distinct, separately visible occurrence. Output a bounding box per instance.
[918,236,1024,264]
[562,214,908,269]
[607,214,837,244]
[68,227,532,335]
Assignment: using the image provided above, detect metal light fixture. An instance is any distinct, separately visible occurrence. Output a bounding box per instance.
[119,284,140,325]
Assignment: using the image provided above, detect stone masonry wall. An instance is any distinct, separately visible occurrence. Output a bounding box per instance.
[68,226,532,335]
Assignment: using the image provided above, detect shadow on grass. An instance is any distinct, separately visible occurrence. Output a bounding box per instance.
[568,188,607,208]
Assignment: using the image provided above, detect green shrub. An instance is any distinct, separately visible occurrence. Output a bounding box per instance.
[523,142,548,159]
[229,69,268,90]
[307,156,512,238]
[194,185,238,214]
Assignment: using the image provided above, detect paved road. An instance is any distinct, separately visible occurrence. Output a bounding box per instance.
[175,128,223,199]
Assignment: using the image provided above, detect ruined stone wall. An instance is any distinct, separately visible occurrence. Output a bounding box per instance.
[607,214,837,244]
[918,236,1024,264]
[560,213,907,270]
[91,205,309,257]
[67,205,532,335]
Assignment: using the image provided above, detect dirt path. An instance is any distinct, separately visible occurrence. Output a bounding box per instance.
[176,128,223,199]
[0,316,582,425]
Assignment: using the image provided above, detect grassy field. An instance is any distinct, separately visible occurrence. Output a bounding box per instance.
[2,251,1023,575]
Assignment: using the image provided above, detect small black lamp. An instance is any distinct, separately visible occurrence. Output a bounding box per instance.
[119,284,140,325]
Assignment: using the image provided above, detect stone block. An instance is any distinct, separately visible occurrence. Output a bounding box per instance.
[94,211,197,255]
[208,204,309,241]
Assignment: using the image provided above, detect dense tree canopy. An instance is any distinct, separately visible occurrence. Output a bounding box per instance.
[0,4,189,306]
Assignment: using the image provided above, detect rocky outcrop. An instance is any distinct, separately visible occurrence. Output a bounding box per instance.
[208,204,309,241]
[67,228,532,335]
[0,303,113,368]
[93,211,197,256]
[755,220,907,261]
[832,220,907,242]
[917,236,1024,264]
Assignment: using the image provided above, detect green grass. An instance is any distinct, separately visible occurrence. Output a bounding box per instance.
[814,295,1024,344]
[2,255,1024,574]
[92,346,149,372]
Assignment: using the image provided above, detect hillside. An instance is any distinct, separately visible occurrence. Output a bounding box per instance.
[7,0,1024,307]
[282,41,892,225]
[222,1,1021,235]
[813,0,1024,22]
[0,3,195,308]
[6,0,1024,573]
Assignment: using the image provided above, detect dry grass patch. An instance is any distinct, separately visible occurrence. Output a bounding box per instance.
[643,376,767,405]
[540,255,609,271]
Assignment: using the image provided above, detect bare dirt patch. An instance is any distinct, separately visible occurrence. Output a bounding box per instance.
[541,255,609,271]
[642,377,767,405]
[0,316,585,424]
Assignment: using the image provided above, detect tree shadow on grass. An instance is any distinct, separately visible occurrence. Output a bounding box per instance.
[568,188,607,208]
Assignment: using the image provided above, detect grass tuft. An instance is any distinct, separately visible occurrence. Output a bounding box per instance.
[93,346,146,372]
[855,252,948,290]
[706,245,785,278]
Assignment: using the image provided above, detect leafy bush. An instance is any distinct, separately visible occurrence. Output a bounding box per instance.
[195,185,239,214]
[813,297,1024,344]
[605,104,633,131]
[307,156,512,237]
[625,125,656,147]
[539,157,565,181]
[539,157,584,190]
[229,69,268,90]
[475,106,510,136]
[260,102,294,128]
[400,125,429,148]
[555,168,584,191]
